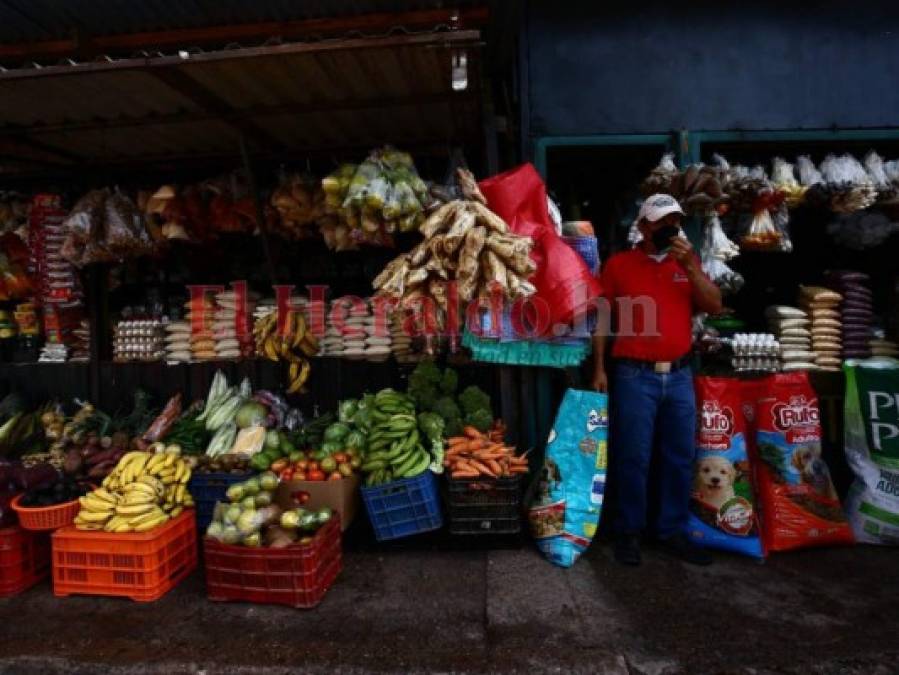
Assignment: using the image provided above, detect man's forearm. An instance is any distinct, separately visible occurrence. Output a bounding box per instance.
[686,265,723,315]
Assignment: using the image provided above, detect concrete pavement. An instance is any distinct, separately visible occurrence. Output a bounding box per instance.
[0,541,896,674]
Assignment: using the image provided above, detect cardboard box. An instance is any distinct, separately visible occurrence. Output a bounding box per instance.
[275,475,360,531]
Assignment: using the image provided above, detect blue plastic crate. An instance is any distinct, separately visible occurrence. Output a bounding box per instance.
[188,472,254,532]
[360,472,443,542]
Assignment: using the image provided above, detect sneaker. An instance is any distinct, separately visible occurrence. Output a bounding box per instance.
[614,534,641,566]
[657,533,713,566]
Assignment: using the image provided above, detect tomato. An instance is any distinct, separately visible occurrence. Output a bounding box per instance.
[328,471,342,481]
[298,492,311,504]
[307,469,326,481]
[295,459,308,471]
[333,452,348,464]
[307,460,319,473]
[294,472,306,481]
[270,459,288,473]
[279,468,294,480]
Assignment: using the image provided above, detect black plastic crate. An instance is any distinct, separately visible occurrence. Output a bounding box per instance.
[447,476,521,535]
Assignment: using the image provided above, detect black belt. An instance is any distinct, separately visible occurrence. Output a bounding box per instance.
[616,355,692,374]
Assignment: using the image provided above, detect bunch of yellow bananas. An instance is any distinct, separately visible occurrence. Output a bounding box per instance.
[74,450,194,533]
[254,310,318,394]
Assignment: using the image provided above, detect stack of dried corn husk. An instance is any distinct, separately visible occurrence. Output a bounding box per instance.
[373,170,536,320]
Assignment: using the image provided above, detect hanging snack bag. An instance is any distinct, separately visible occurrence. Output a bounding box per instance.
[687,377,764,558]
[843,360,899,544]
[754,372,854,551]
[528,388,609,567]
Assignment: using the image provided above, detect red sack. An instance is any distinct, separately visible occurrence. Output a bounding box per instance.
[479,164,602,332]
[752,372,853,552]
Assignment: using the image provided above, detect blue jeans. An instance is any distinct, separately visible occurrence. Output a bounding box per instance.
[611,362,696,538]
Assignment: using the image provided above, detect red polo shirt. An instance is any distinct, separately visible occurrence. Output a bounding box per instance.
[600,247,704,362]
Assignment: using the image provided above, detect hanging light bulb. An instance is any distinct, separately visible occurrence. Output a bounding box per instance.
[451,50,468,92]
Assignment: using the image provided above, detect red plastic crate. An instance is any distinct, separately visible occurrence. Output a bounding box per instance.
[51,510,197,602]
[0,525,51,597]
[203,515,341,609]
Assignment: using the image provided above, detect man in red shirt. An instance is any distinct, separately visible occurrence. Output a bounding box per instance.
[592,194,722,566]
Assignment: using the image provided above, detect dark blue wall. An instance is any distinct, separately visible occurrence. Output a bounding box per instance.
[526,1,899,140]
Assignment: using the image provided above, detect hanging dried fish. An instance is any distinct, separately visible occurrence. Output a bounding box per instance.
[483,249,508,292]
[442,206,477,255]
[409,241,429,267]
[425,255,449,280]
[405,266,430,287]
[469,201,509,234]
[456,168,487,205]
[420,200,462,238]
[372,254,408,290]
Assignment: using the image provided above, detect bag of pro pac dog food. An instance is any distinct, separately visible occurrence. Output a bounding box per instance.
[843,359,899,544]
[754,372,854,551]
[528,388,609,567]
[686,377,765,558]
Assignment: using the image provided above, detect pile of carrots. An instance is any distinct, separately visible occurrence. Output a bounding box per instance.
[444,424,529,479]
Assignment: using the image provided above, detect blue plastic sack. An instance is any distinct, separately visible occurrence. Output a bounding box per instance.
[528,388,609,567]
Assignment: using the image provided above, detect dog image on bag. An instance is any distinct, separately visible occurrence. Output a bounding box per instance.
[791,443,839,500]
[693,456,737,511]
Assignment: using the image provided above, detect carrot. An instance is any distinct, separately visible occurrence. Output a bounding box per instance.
[463,426,483,439]
[451,470,479,479]
[509,465,529,474]
[469,459,495,477]
[487,459,503,475]
[447,437,470,448]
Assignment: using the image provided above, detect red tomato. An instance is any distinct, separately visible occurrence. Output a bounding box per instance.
[271,459,288,473]
[328,471,342,481]
[294,472,306,481]
[307,469,326,481]
[307,460,319,473]
[299,492,311,504]
[295,459,308,471]
[279,468,294,480]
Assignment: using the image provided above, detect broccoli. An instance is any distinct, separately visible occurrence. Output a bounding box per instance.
[407,360,442,411]
[439,368,458,395]
[464,408,493,433]
[444,417,464,438]
[458,385,491,416]
[433,396,461,423]
[417,411,445,441]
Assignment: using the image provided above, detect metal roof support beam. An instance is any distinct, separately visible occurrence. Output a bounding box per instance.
[0,7,488,63]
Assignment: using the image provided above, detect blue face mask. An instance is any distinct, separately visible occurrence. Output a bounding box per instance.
[650,224,679,253]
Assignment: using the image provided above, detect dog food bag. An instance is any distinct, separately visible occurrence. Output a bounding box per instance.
[754,372,854,551]
[686,377,765,558]
[528,388,609,567]
[843,359,899,544]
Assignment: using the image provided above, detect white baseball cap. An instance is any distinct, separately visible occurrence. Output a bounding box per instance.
[637,194,685,223]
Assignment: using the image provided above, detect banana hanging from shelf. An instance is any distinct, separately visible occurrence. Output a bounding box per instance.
[254,309,316,394]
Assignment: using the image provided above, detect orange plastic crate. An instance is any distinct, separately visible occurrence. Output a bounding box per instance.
[0,525,51,597]
[11,493,81,531]
[52,510,197,602]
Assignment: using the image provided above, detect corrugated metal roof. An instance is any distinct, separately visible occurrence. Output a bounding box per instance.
[0,0,482,44]
[0,30,483,174]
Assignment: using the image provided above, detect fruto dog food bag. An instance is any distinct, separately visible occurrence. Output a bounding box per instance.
[686,377,765,558]
[754,372,854,551]
[843,359,899,544]
[528,388,609,567]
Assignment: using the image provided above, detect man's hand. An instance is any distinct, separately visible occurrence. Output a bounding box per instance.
[668,237,697,270]
[591,368,608,393]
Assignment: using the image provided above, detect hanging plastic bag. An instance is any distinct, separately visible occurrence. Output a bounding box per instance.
[740,189,790,252]
[528,388,609,567]
[479,164,602,333]
[820,154,877,213]
[772,157,806,208]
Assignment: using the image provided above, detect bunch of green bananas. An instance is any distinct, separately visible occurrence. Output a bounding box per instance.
[74,450,194,533]
[361,390,432,486]
[254,310,317,394]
